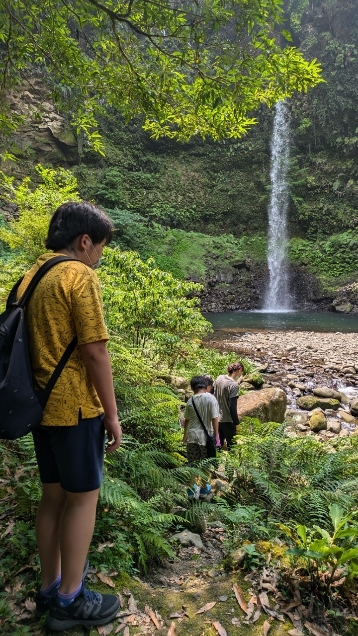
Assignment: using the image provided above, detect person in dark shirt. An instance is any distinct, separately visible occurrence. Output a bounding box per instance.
[214,362,244,449]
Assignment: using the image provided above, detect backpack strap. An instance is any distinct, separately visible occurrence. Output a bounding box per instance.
[38,336,78,408]
[16,256,79,309]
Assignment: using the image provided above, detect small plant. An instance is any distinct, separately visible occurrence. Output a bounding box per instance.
[279,504,358,600]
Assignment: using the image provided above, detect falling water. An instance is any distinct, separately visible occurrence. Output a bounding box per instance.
[264,100,291,311]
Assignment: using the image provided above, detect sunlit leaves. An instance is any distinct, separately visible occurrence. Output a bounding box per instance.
[0,0,323,147]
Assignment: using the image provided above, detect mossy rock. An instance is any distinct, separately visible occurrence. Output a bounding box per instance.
[309,412,327,432]
[243,372,263,388]
[296,396,340,411]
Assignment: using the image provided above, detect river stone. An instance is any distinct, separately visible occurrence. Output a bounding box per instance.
[243,372,263,387]
[284,410,309,427]
[335,303,353,313]
[313,386,342,401]
[327,419,342,434]
[343,367,356,375]
[296,396,340,411]
[350,398,358,415]
[339,429,350,437]
[309,411,327,432]
[171,531,204,549]
[238,388,287,423]
[339,392,351,405]
[339,409,358,424]
[240,381,256,391]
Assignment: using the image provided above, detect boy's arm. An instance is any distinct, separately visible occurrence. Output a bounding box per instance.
[183,418,189,444]
[211,417,219,440]
[79,340,122,452]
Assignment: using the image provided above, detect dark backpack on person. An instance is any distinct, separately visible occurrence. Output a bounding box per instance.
[0,256,78,440]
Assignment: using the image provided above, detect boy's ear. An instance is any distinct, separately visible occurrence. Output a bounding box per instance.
[76,234,91,251]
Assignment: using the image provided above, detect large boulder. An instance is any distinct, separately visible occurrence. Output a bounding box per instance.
[313,387,342,401]
[296,396,340,411]
[238,388,287,423]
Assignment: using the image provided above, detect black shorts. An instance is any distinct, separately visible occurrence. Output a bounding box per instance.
[32,415,105,493]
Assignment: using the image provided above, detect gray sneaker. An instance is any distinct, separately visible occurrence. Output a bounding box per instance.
[46,587,120,631]
[35,558,89,618]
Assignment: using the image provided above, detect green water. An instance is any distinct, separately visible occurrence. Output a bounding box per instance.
[204,311,358,333]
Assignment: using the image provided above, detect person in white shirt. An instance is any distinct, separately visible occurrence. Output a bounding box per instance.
[183,376,219,498]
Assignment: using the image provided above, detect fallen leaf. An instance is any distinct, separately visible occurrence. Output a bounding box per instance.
[117,592,124,608]
[128,594,138,613]
[252,609,262,622]
[261,583,277,592]
[97,572,115,588]
[246,602,255,620]
[231,618,241,626]
[263,607,285,621]
[195,601,217,614]
[288,630,305,636]
[219,595,228,602]
[24,599,36,613]
[97,625,113,635]
[145,605,160,629]
[169,612,184,618]
[258,592,271,608]
[263,620,271,636]
[167,623,176,636]
[304,622,329,636]
[122,588,132,596]
[213,621,228,636]
[123,628,130,636]
[1,521,14,538]
[115,624,126,634]
[232,583,248,613]
[280,601,302,612]
[97,542,115,553]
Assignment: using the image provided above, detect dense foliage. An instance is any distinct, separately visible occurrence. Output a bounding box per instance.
[0,0,322,148]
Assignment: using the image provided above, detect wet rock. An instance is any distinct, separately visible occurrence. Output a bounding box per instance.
[284,410,309,427]
[240,382,256,391]
[338,409,358,424]
[243,372,263,387]
[339,392,351,405]
[296,396,340,411]
[238,388,287,423]
[339,428,350,437]
[351,398,358,416]
[172,531,204,549]
[313,387,342,400]
[309,411,327,432]
[335,303,353,313]
[327,419,341,434]
[343,367,356,375]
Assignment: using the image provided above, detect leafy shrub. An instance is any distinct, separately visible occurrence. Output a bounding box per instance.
[280,505,358,599]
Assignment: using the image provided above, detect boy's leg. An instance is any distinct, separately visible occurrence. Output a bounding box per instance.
[59,488,100,593]
[36,483,66,588]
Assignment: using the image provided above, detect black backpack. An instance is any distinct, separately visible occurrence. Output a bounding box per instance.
[0,256,78,440]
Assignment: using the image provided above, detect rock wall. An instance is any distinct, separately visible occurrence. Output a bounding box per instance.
[1,79,78,175]
[199,260,323,312]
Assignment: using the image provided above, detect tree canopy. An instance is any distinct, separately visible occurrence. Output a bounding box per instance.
[0,0,322,149]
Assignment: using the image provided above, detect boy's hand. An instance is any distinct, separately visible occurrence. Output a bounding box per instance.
[104,415,122,452]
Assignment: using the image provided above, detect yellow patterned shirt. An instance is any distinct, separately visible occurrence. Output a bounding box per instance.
[17,253,109,426]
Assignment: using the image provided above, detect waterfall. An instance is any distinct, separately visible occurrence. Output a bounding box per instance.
[264,100,291,311]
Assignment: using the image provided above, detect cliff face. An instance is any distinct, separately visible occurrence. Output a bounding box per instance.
[0,1,357,311]
[1,79,78,178]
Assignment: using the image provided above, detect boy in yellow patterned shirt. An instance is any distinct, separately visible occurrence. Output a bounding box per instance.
[18,202,122,631]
